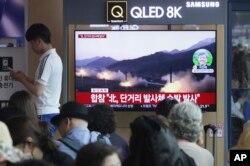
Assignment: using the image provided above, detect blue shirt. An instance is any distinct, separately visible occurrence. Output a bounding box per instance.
[55,125,90,159]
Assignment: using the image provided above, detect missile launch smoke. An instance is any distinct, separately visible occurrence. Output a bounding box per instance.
[76,68,96,77]
[96,70,125,81]
[76,67,149,88]
[120,73,148,87]
[160,71,215,92]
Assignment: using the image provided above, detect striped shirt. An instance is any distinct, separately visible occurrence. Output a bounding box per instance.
[35,48,63,115]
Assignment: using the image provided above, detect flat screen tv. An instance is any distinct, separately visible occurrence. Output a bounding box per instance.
[75,30,216,112]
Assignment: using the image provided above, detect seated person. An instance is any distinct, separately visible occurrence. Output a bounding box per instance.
[0,121,29,165]
[51,101,90,159]
[88,104,129,161]
[123,115,196,166]
[75,143,121,166]
[155,98,178,126]
[9,90,39,127]
[6,116,74,166]
[169,101,214,166]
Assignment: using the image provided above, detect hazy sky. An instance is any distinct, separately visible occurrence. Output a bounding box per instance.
[75,31,215,61]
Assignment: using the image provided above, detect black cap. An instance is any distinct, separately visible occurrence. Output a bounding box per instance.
[51,101,88,125]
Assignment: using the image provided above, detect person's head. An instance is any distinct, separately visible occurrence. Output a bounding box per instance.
[6,116,57,156]
[75,143,121,166]
[198,51,208,67]
[0,106,25,122]
[9,91,38,125]
[127,116,165,165]
[156,98,178,118]
[88,104,115,134]
[51,101,89,137]
[169,101,203,142]
[25,23,51,54]
[125,115,191,166]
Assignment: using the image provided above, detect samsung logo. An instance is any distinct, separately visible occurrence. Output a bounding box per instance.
[186,1,220,8]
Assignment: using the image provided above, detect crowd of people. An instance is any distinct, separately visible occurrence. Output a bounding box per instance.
[231,44,250,143]
[0,90,218,166]
[232,44,250,89]
[0,23,218,165]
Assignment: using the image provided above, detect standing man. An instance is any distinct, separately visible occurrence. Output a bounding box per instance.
[11,23,63,135]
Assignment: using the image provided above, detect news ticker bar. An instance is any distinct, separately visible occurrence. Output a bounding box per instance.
[76,92,215,104]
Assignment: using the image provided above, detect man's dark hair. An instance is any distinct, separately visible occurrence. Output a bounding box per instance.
[88,104,115,134]
[25,23,51,43]
[156,98,178,118]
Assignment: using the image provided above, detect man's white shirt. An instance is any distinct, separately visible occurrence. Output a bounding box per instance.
[35,48,63,115]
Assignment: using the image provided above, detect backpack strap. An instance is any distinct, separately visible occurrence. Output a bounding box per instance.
[97,134,112,145]
[58,137,80,153]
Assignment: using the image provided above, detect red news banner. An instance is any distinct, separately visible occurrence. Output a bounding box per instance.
[76,92,215,105]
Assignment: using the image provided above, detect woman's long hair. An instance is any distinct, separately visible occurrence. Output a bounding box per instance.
[9,90,39,126]
[6,116,57,154]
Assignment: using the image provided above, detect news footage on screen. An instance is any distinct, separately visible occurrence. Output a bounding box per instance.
[75,31,216,112]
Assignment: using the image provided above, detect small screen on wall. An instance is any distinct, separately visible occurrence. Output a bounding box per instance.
[0,0,24,38]
[74,30,216,112]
